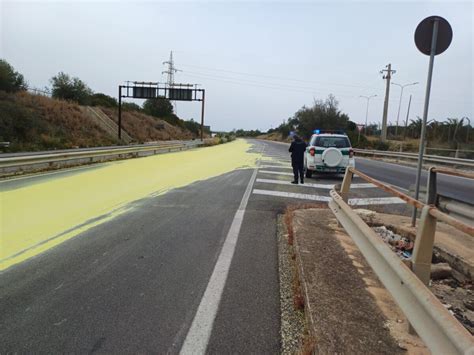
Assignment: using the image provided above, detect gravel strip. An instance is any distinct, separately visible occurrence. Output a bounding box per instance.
[277,215,306,354]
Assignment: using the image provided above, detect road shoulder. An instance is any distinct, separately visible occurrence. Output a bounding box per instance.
[290,208,427,353]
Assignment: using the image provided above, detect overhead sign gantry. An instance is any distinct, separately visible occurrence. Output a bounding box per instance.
[118,82,206,140]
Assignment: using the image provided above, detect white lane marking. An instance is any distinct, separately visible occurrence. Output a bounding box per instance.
[252,189,332,202]
[259,170,294,176]
[255,178,375,189]
[252,189,405,205]
[180,167,259,354]
[348,197,405,206]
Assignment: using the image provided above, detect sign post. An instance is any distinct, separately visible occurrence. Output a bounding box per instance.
[412,16,452,226]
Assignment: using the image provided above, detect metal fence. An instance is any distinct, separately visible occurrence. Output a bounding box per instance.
[354,148,474,168]
[0,140,206,176]
[329,167,474,354]
[426,167,474,226]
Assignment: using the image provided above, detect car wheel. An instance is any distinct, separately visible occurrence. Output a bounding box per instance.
[305,169,313,178]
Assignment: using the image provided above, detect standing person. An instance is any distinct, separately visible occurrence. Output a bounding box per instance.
[289,134,307,184]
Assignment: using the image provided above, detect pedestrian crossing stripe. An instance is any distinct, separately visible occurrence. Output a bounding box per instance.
[252,189,405,205]
[258,170,294,176]
[259,165,293,170]
[253,189,331,202]
[255,178,375,189]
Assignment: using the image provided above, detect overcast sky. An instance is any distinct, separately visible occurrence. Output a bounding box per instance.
[1,0,473,131]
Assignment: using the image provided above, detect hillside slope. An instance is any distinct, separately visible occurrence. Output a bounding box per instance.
[100,107,194,142]
[0,91,196,152]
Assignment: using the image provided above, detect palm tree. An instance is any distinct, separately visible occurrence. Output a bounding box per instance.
[409,117,422,138]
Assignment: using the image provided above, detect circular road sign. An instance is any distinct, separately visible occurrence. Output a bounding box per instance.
[415,16,452,56]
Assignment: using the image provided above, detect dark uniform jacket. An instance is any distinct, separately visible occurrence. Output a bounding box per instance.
[289,139,307,164]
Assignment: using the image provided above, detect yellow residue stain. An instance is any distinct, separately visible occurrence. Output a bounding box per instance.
[0,139,260,270]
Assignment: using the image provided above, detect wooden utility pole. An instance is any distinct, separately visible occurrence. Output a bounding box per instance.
[380,63,396,141]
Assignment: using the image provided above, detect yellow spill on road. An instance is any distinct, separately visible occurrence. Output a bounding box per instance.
[0,139,260,270]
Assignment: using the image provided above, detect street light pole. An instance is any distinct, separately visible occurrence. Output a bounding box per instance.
[360,95,377,135]
[392,82,419,137]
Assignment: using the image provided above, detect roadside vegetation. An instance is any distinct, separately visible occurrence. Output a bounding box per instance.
[0,59,206,152]
[242,93,472,157]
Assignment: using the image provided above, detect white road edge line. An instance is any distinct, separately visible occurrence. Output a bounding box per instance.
[179,167,259,355]
[0,163,99,183]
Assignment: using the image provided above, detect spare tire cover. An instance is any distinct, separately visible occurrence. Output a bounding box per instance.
[322,148,343,167]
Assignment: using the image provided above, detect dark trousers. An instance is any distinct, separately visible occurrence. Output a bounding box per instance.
[292,161,304,182]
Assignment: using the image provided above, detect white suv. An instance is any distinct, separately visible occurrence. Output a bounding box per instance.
[304,132,355,178]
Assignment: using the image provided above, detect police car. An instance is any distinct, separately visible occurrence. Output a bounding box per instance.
[304,130,355,178]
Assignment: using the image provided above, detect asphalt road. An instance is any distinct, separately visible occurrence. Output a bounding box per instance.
[1,139,472,353]
[257,140,473,204]
[355,157,474,203]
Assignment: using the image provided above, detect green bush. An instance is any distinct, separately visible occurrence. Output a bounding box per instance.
[121,102,141,111]
[372,140,390,151]
[347,130,369,148]
[91,93,117,107]
[143,97,173,118]
[50,72,92,105]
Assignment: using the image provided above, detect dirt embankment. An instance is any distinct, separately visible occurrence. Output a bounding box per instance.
[0,91,196,152]
[100,107,194,142]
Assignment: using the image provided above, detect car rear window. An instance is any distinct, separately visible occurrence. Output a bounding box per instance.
[315,136,351,148]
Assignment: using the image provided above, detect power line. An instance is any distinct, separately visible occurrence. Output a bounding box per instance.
[180,63,380,90]
[182,70,385,98]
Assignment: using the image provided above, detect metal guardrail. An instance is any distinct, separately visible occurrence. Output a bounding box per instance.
[329,167,474,354]
[426,167,474,226]
[0,140,205,176]
[354,148,474,168]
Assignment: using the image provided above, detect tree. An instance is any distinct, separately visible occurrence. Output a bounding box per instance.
[90,93,117,107]
[408,117,422,138]
[0,59,27,92]
[50,72,93,105]
[121,102,141,111]
[143,97,173,118]
[184,119,200,136]
[292,94,350,138]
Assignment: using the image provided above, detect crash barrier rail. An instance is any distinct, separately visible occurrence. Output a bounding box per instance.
[329,167,474,354]
[353,148,474,168]
[0,140,206,175]
[426,167,474,226]
[426,147,474,158]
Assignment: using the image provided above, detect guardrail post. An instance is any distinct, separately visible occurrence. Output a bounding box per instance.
[340,167,353,203]
[409,205,437,335]
[426,167,437,205]
[412,205,437,286]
